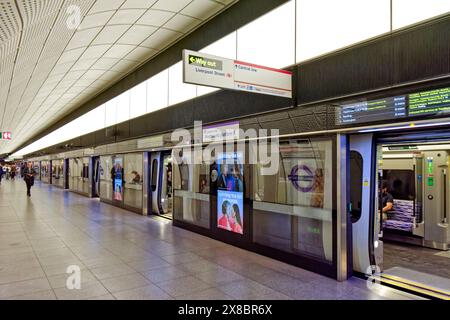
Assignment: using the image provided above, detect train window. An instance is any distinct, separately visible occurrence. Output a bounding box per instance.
[382,169,415,200]
[151,159,158,192]
[349,151,363,223]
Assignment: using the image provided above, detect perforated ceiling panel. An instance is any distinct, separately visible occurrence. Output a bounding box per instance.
[0,0,237,154]
[0,0,20,43]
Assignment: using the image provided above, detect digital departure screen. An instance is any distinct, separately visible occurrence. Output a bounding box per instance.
[408,87,450,116]
[336,86,450,125]
[337,96,407,125]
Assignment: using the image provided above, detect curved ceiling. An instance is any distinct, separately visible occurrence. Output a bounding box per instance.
[0,0,236,155]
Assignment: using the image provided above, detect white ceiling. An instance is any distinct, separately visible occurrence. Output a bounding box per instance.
[0,0,236,155]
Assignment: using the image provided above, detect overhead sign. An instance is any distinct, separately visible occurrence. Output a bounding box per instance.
[83,148,94,156]
[137,135,164,149]
[183,49,292,98]
[183,50,235,90]
[203,121,240,143]
[233,60,292,98]
[0,132,12,140]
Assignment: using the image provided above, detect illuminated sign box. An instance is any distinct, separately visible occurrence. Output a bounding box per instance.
[183,49,292,98]
[0,132,12,140]
[202,121,240,143]
[137,135,164,149]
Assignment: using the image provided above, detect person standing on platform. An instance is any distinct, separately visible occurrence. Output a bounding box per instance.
[0,165,3,185]
[23,162,36,197]
[5,165,10,180]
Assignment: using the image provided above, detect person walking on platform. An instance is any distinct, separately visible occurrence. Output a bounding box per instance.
[10,165,16,180]
[23,162,36,197]
[0,165,3,185]
[21,163,26,178]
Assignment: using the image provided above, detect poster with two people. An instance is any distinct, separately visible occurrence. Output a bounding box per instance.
[113,157,123,201]
[217,152,244,235]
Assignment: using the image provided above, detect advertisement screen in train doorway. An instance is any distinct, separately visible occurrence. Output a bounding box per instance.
[216,152,244,235]
[113,157,123,201]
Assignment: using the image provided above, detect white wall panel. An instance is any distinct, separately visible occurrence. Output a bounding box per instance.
[200,31,237,59]
[296,0,390,62]
[197,31,236,97]
[392,0,450,29]
[237,1,295,68]
[116,90,131,123]
[83,104,106,133]
[168,61,197,106]
[105,98,118,126]
[130,81,147,119]
[147,69,169,113]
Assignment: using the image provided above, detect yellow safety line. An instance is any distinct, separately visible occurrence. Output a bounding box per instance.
[381,273,450,297]
[372,276,450,300]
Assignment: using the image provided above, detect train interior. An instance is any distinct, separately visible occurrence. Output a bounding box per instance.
[378,138,450,296]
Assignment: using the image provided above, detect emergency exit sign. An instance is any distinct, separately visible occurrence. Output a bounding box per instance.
[0,132,12,140]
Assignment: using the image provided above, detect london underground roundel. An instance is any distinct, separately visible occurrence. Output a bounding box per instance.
[288,164,315,192]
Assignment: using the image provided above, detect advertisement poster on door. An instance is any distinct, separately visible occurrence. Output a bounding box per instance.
[113,157,123,201]
[217,152,244,235]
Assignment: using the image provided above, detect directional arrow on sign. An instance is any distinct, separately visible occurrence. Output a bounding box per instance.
[2,132,11,140]
[189,56,196,63]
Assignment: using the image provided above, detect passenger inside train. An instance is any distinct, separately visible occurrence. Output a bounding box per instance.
[380,180,394,221]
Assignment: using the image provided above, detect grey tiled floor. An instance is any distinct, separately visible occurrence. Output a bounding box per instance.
[0,180,420,300]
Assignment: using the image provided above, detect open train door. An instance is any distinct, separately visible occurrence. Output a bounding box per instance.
[92,156,100,197]
[349,133,383,275]
[351,128,450,298]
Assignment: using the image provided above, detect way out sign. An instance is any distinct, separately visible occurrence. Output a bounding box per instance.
[1,132,12,140]
[183,49,292,98]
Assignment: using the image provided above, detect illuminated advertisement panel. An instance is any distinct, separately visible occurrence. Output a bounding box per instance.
[216,152,244,235]
[113,157,123,201]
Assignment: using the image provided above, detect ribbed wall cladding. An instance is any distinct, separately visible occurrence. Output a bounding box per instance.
[259,119,296,135]
[392,18,450,84]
